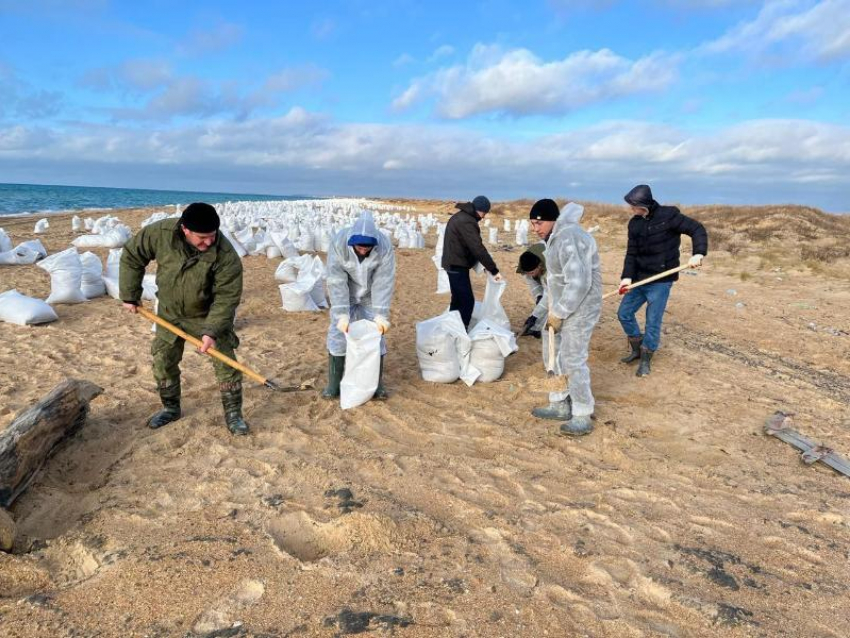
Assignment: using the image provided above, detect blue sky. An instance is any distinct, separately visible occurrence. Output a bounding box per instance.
[1,0,848,210]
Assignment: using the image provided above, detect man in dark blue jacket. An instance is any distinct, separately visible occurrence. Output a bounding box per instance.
[617,185,708,377]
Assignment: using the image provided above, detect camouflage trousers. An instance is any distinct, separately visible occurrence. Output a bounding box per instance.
[151,318,242,387]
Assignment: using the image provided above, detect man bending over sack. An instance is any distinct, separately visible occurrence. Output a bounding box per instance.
[516,242,547,338]
[322,211,396,401]
[120,202,249,435]
[527,199,602,436]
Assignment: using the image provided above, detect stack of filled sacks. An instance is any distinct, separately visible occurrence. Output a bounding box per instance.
[416,275,517,385]
[0,229,48,265]
[72,215,133,249]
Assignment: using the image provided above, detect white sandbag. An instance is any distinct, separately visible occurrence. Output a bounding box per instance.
[266,245,282,259]
[488,228,498,245]
[415,311,471,383]
[102,248,122,299]
[0,228,12,253]
[0,239,48,265]
[234,227,257,254]
[84,217,94,231]
[80,251,106,299]
[141,273,158,301]
[72,216,83,231]
[219,227,248,257]
[274,259,300,283]
[297,231,315,253]
[0,289,59,325]
[470,275,511,331]
[72,225,131,249]
[503,219,511,232]
[269,232,299,259]
[279,280,320,312]
[466,320,519,385]
[37,247,86,304]
[310,280,328,309]
[34,218,49,234]
[340,320,382,410]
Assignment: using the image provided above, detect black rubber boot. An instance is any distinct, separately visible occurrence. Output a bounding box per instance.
[147,381,181,429]
[636,347,654,377]
[321,355,345,399]
[221,382,249,436]
[560,415,594,436]
[532,396,572,421]
[373,355,388,400]
[620,336,642,363]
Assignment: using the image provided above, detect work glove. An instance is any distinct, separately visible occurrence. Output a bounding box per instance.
[374,315,390,335]
[520,315,537,336]
[545,314,563,332]
[618,278,632,295]
[336,315,350,333]
[688,254,704,268]
[492,272,503,282]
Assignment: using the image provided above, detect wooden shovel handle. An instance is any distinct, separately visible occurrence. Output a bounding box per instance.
[135,306,269,386]
[602,264,692,300]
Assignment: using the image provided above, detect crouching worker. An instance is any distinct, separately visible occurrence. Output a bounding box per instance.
[516,242,547,338]
[120,202,249,435]
[322,212,396,401]
[529,200,602,436]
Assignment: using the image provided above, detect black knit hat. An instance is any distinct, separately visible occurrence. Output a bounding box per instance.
[529,198,559,221]
[180,202,220,233]
[472,195,491,213]
[517,250,542,273]
[624,184,654,208]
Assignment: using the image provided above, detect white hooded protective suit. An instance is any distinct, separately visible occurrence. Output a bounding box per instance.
[541,203,602,416]
[326,212,396,356]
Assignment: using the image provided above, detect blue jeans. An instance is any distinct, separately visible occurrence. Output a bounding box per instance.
[617,281,673,352]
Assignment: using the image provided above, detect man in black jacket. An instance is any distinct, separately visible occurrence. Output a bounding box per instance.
[617,184,708,376]
[441,195,502,328]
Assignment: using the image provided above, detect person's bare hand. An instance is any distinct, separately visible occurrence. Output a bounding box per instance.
[123,302,138,313]
[199,335,216,354]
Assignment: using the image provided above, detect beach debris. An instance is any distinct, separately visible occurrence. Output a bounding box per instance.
[726,289,737,295]
[323,609,413,635]
[0,379,103,508]
[764,412,850,478]
[324,488,364,514]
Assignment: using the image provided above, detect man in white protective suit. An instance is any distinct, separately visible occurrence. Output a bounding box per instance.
[322,212,396,401]
[528,199,603,436]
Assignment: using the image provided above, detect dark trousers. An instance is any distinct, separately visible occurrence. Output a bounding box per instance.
[447,267,474,328]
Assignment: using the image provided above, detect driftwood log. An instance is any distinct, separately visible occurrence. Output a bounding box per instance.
[0,379,103,509]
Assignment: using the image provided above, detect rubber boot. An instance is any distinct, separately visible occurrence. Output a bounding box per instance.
[147,381,181,429]
[321,355,345,399]
[560,415,594,436]
[373,355,388,400]
[620,336,642,364]
[532,396,572,421]
[636,347,654,377]
[221,382,249,436]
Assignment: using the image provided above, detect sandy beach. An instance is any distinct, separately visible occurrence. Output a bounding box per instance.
[1,200,849,637]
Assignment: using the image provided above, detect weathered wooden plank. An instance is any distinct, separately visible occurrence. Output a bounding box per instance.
[0,379,103,508]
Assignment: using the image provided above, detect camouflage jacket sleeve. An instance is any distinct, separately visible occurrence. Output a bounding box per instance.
[119,225,156,304]
[202,248,243,339]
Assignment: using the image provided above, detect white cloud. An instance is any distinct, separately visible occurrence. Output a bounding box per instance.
[2,114,848,209]
[393,53,416,68]
[0,63,63,120]
[177,22,245,56]
[428,45,455,62]
[702,0,850,62]
[393,44,679,118]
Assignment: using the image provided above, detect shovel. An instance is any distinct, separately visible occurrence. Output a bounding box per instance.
[135,307,313,392]
[602,264,692,301]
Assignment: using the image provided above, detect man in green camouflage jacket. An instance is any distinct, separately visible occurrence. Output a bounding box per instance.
[119,202,249,435]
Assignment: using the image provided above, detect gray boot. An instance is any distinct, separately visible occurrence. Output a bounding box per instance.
[147,380,181,429]
[560,415,594,436]
[373,355,388,400]
[532,396,572,421]
[321,355,345,399]
[620,336,642,364]
[636,347,654,377]
[221,381,249,436]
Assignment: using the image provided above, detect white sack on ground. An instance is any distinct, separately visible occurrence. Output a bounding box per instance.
[34,219,49,234]
[340,319,382,410]
[37,247,87,304]
[72,224,131,249]
[0,240,48,265]
[102,248,122,299]
[80,251,106,298]
[0,289,59,326]
[0,228,12,253]
[469,275,511,331]
[488,228,498,245]
[72,216,83,231]
[266,246,282,259]
[415,311,472,383]
[220,227,248,257]
[466,320,519,385]
[279,280,320,312]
